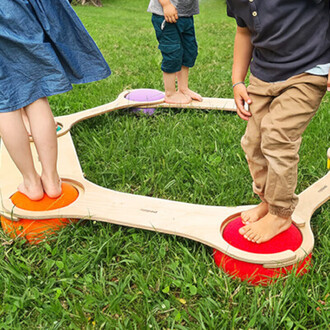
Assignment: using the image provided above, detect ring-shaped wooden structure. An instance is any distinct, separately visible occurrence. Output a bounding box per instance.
[0,89,329,269]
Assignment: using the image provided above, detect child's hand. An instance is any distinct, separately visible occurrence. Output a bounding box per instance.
[233,84,252,121]
[327,69,330,92]
[163,3,178,23]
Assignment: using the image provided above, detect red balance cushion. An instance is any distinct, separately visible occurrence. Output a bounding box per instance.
[213,216,311,285]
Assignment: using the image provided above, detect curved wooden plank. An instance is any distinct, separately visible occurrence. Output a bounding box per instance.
[55,90,165,136]
[0,90,328,269]
[1,177,297,265]
[55,90,239,137]
[145,97,237,111]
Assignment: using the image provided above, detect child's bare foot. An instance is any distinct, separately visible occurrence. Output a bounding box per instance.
[18,177,44,201]
[165,91,192,104]
[41,174,62,198]
[180,88,203,102]
[239,212,292,244]
[241,201,268,224]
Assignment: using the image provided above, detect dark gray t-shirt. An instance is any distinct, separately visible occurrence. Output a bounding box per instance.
[148,0,199,17]
[227,0,330,82]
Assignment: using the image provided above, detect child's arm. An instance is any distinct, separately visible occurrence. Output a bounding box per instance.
[159,0,178,23]
[232,26,253,120]
[328,68,330,92]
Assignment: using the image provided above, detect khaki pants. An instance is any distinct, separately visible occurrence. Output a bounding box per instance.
[241,73,327,217]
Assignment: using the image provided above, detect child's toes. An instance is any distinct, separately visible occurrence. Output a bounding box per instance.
[239,224,252,236]
[243,229,254,240]
[241,213,250,223]
[249,232,259,243]
[239,226,247,235]
[244,232,255,241]
[255,236,262,244]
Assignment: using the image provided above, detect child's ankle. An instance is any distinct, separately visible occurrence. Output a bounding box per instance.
[41,171,60,182]
[165,90,176,97]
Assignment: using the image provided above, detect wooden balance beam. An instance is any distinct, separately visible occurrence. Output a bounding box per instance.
[0,90,329,269]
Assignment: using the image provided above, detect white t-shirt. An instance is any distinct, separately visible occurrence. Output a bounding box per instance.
[306,63,330,76]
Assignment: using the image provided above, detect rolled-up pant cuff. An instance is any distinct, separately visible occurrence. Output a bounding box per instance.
[269,205,294,218]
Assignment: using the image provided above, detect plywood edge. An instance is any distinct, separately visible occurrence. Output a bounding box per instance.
[143,97,237,111]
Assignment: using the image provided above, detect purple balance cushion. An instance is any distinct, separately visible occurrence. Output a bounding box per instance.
[125,89,164,115]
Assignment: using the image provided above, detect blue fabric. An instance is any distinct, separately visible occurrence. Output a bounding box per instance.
[0,0,111,112]
[151,14,198,73]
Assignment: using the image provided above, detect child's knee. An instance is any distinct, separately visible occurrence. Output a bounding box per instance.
[182,41,198,68]
[182,49,198,68]
[160,44,184,73]
[241,133,261,157]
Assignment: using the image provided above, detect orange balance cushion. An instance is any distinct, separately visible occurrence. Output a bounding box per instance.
[1,182,79,244]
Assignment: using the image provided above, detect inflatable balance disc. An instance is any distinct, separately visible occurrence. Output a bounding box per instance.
[1,182,79,244]
[125,89,165,115]
[213,216,312,285]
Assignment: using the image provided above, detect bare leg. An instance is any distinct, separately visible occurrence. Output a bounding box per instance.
[241,201,269,224]
[21,108,57,136]
[0,110,44,200]
[25,98,62,198]
[163,71,191,104]
[177,66,202,101]
[21,108,31,135]
[239,212,292,243]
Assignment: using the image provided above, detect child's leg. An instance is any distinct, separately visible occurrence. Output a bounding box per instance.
[24,97,62,198]
[0,110,44,200]
[21,108,57,136]
[163,71,191,104]
[151,15,192,104]
[21,108,31,135]
[240,75,273,223]
[178,17,201,101]
[177,66,202,101]
[240,73,327,243]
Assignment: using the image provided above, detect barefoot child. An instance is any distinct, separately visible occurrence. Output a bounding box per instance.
[148,0,202,104]
[227,0,330,243]
[0,0,110,200]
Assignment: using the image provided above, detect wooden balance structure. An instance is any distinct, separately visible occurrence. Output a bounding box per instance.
[0,89,329,272]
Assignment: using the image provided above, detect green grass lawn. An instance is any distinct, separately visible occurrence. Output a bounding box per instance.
[0,0,329,328]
